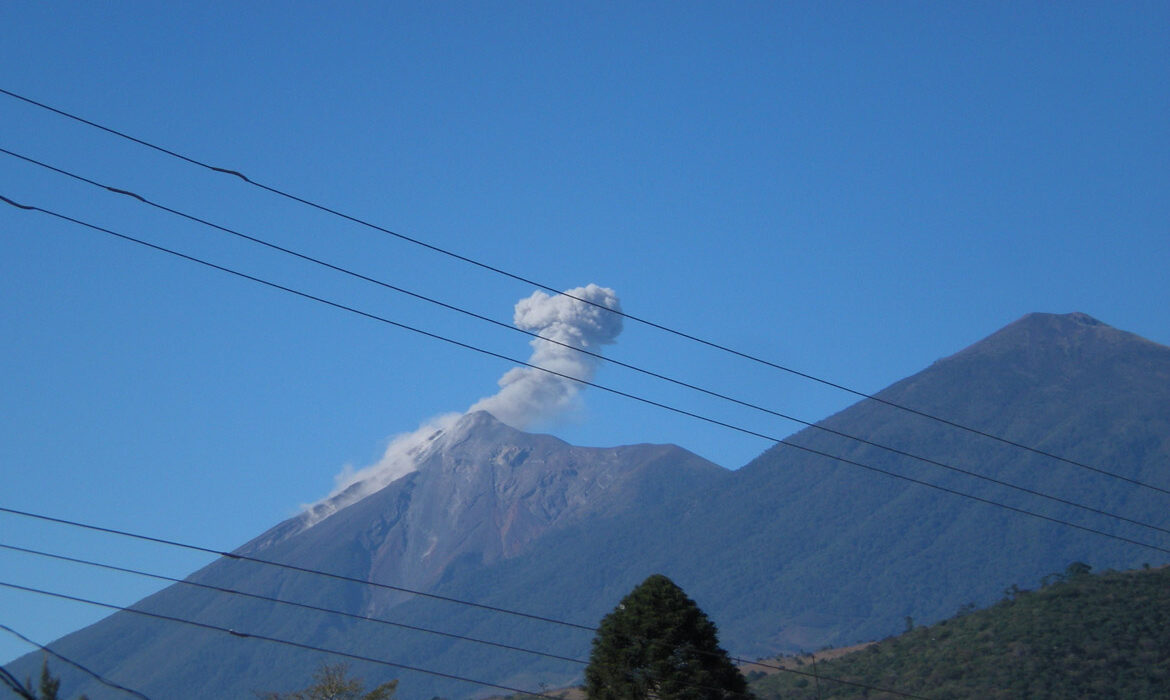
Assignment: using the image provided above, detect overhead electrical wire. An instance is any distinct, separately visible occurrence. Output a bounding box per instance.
[0,193,1164,696]
[2,148,1165,539]
[0,499,592,632]
[0,576,750,700]
[2,81,1159,700]
[0,665,36,700]
[0,541,587,667]
[0,580,562,700]
[2,196,1168,556]
[0,539,914,697]
[1,86,1163,498]
[0,558,929,700]
[0,623,152,700]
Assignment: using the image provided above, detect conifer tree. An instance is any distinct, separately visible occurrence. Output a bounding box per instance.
[38,660,61,700]
[5,661,87,700]
[584,574,749,700]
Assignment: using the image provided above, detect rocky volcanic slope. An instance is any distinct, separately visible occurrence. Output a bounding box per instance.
[7,412,727,699]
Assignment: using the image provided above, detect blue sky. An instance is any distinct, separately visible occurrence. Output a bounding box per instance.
[2,2,1167,668]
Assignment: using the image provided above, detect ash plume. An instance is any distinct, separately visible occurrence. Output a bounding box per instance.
[468,283,623,429]
[302,284,622,526]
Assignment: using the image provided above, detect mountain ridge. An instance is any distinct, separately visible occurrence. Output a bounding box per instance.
[404,311,1169,659]
[7,312,1169,699]
[238,411,727,590]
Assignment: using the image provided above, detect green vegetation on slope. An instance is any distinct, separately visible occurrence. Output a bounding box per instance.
[750,565,1170,699]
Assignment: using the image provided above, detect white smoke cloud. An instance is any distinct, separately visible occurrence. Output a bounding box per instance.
[468,283,623,429]
[301,284,622,527]
[301,412,461,526]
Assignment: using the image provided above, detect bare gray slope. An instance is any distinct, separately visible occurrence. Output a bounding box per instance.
[6,411,726,699]
[239,411,720,590]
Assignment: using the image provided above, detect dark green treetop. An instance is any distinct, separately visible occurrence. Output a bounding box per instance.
[585,574,749,700]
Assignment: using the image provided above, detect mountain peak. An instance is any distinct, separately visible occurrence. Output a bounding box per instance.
[1013,310,1106,331]
[445,409,524,441]
[1063,311,1104,326]
[292,412,528,532]
[460,409,505,427]
[999,311,1110,338]
[940,311,1157,366]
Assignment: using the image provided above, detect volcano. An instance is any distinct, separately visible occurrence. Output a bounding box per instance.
[7,312,1169,699]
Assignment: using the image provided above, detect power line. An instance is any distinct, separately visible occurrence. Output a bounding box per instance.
[0,579,747,700]
[7,542,717,694]
[0,558,927,700]
[1,86,1162,497]
[0,580,560,700]
[0,499,1151,695]
[0,540,855,692]
[0,623,152,700]
[2,92,1159,700]
[2,148,1166,539]
[0,541,587,667]
[0,666,36,700]
[0,499,593,632]
[0,189,1164,692]
[3,196,1169,557]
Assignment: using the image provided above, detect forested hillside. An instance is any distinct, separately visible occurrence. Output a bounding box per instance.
[751,565,1170,699]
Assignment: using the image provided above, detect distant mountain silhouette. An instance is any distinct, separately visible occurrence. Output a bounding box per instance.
[8,312,1169,699]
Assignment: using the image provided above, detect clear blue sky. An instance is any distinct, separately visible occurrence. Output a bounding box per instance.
[2,1,1167,667]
